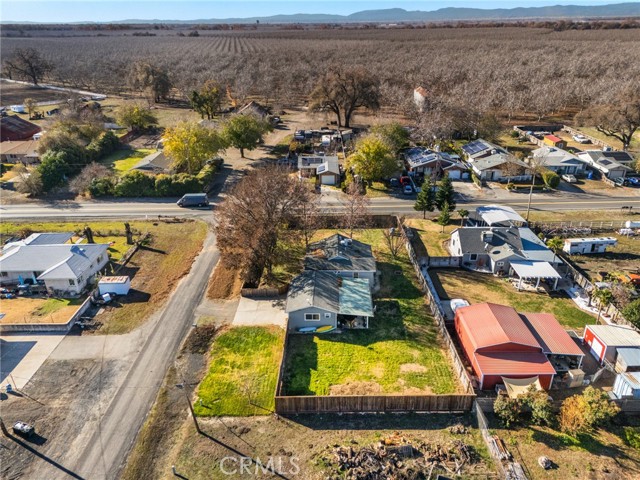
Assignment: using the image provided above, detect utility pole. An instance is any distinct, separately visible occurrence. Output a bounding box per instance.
[525,172,536,223]
[177,378,201,434]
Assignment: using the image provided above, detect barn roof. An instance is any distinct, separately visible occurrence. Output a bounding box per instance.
[0,115,41,141]
[456,303,540,351]
[475,351,556,376]
[521,312,583,356]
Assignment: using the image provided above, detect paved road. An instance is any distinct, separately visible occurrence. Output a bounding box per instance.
[2,194,640,220]
[61,231,220,480]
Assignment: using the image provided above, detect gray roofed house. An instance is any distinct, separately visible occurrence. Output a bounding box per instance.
[576,151,632,179]
[471,153,532,182]
[449,226,560,281]
[3,232,73,253]
[304,234,376,288]
[285,270,374,332]
[532,146,586,175]
[0,243,110,295]
[577,150,635,165]
[297,154,341,185]
[132,150,172,173]
[461,139,503,161]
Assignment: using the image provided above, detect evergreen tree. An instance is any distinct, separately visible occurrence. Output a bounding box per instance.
[435,173,456,210]
[413,175,435,219]
[437,202,451,232]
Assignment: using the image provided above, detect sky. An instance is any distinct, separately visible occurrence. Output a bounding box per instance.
[0,0,629,23]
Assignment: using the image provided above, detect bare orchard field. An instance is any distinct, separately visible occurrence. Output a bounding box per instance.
[567,234,640,282]
[430,268,595,330]
[0,79,70,106]
[0,220,208,334]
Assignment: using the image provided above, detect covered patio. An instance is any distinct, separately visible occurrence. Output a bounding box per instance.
[509,260,561,292]
[338,278,374,329]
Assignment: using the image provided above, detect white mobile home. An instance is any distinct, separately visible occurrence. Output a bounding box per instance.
[563,237,617,255]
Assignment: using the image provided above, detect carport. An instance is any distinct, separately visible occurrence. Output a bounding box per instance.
[510,260,561,291]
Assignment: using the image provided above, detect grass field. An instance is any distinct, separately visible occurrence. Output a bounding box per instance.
[489,417,640,480]
[99,148,155,173]
[282,229,459,396]
[430,268,595,330]
[0,296,85,325]
[405,218,460,256]
[0,220,208,333]
[193,326,284,416]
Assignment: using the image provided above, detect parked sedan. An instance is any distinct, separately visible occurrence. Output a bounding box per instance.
[403,185,414,195]
[561,174,577,183]
[450,298,470,313]
[572,134,590,144]
[628,177,640,187]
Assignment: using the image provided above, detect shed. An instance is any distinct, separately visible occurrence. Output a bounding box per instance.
[615,348,640,373]
[98,276,131,295]
[612,371,640,399]
[563,237,617,255]
[543,135,566,149]
[583,325,640,364]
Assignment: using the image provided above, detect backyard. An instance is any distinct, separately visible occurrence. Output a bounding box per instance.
[566,234,640,282]
[430,268,596,330]
[488,416,640,480]
[281,229,460,396]
[99,147,154,173]
[193,326,284,417]
[0,296,85,324]
[1,220,208,333]
[405,218,459,256]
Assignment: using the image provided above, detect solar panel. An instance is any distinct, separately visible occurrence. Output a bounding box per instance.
[317,164,327,174]
[462,140,487,155]
[600,159,612,165]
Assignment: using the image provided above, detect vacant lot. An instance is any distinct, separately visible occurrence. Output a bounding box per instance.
[0,296,85,324]
[1,220,208,333]
[168,413,495,480]
[282,229,459,396]
[569,234,640,282]
[431,268,595,330]
[0,80,70,106]
[194,326,284,417]
[489,416,640,480]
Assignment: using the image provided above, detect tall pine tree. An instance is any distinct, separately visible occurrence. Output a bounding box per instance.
[437,202,451,232]
[435,173,456,211]
[414,175,435,219]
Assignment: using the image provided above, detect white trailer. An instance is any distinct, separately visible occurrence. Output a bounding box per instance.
[563,237,617,255]
[98,276,131,295]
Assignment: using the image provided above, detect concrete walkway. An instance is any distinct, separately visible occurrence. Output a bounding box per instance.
[0,333,66,389]
[232,296,287,328]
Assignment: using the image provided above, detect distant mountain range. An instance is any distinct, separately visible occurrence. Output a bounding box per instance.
[3,3,640,25]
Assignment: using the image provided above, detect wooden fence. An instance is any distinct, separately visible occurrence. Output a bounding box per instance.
[274,394,476,414]
[562,125,617,151]
[241,285,288,298]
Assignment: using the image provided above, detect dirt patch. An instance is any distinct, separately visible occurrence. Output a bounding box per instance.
[329,381,383,396]
[0,297,85,324]
[183,324,218,355]
[206,261,243,299]
[400,363,428,374]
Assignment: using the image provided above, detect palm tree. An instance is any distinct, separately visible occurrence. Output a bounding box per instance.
[457,208,469,227]
[592,288,613,324]
[546,236,564,265]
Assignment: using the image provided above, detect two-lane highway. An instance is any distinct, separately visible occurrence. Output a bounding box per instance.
[2,195,639,219]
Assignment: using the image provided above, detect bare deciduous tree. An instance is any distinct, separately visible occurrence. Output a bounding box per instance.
[341,181,371,239]
[69,163,112,195]
[3,47,52,85]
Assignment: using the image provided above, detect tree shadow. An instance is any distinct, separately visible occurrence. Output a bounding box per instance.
[530,427,628,461]
[138,244,167,255]
[285,412,476,431]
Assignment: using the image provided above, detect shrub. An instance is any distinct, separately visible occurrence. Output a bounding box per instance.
[542,170,560,189]
[623,299,640,328]
[510,130,520,138]
[89,177,115,197]
[559,386,620,435]
[196,163,217,187]
[494,394,522,427]
[114,170,155,197]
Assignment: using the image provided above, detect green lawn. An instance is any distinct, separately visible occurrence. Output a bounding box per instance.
[99,148,154,173]
[431,269,596,330]
[194,326,285,416]
[282,229,459,396]
[405,218,459,256]
[365,181,393,198]
[35,297,84,316]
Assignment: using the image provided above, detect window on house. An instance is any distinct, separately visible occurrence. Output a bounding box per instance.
[324,313,331,318]
[97,255,103,263]
[496,261,504,267]
[352,272,359,279]
[68,279,76,286]
[470,254,478,261]
[0,272,7,277]
[304,313,320,321]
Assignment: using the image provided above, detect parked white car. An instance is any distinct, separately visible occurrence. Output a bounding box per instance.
[562,174,577,183]
[572,134,590,144]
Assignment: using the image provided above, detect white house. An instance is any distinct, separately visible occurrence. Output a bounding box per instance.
[563,237,617,255]
[0,243,110,295]
[531,146,585,175]
[470,153,532,182]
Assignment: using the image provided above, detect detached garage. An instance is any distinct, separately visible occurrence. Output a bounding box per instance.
[583,325,640,365]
